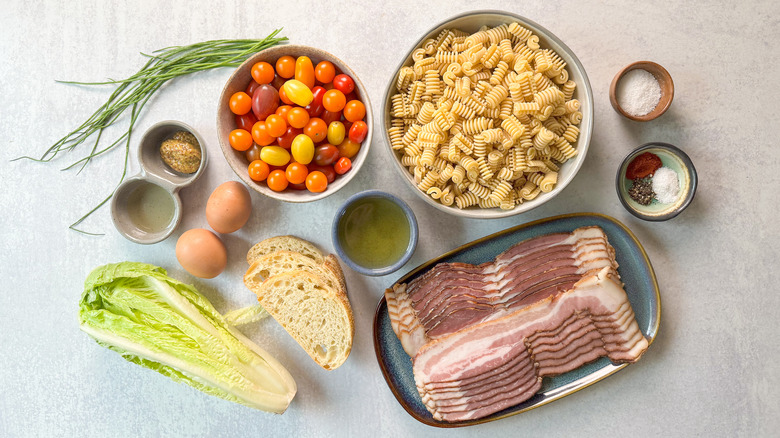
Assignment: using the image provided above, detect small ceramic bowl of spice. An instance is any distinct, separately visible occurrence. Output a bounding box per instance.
[616,142,697,221]
[610,61,674,121]
[331,190,418,276]
[111,120,207,244]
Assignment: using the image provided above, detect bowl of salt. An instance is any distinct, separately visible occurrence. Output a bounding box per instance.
[610,61,674,121]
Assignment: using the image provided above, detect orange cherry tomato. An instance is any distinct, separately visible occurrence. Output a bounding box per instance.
[286,107,310,129]
[265,114,287,138]
[334,157,352,174]
[322,89,346,112]
[275,105,293,120]
[275,56,295,79]
[251,61,275,84]
[337,138,361,159]
[266,169,289,192]
[248,160,270,181]
[278,84,294,105]
[343,100,366,122]
[305,170,328,193]
[314,61,336,84]
[294,56,316,89]
[303,118,328,143]
[229,129,253,151]
[229,91,252,115]
[285,162,309,184]
[251,121,275,146]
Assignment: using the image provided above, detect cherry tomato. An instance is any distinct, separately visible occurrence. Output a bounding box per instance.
[271,74,286,90]
[260,146,291,167]
[334,157,352,174]
[265,114,287,138]
[305,86,326,117]
[305,171,328,193]
[277,126,303,149]
[303,118,328,143]
[287,107,310,129]
[229,91,252,115]
[251,61,275,84]
[235,112,258,132]
[343,100,366,122]
[251,121,275,146]
[285,162,309,184]
[291,134,315,164]
[337,138,361,159]
[252,85,279,120]
[267,169,289,192]
[246,80,260,97]
[313,144,340,166]
[321,110,342,125]
[307,164,336,183]
[288,182,307,190]
[229,129,253,151]
[294,56,315,89]
[282,80,313,107]
[348,120,368,143]
[275,105,293,120]
[314,61,336,84]
[333,74,355,94]
[275,56,295,78]
[278,85,294,105]
[322,89,346,112]
[248,160,270,181]
[245,144,262,162]
[327,121,346,145]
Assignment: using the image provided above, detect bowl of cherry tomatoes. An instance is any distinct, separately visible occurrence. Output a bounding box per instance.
[217,45,372,202]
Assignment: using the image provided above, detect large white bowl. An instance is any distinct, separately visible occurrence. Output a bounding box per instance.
[382,11,593,218]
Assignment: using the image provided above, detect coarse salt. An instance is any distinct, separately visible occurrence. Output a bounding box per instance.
[616,69,661,117]
[652,167,679,204]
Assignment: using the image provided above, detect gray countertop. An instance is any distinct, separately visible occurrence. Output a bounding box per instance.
[1,1,778,436]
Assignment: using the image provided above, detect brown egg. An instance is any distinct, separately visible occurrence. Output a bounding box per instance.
[206,181,252,234]
[175,228,227,278]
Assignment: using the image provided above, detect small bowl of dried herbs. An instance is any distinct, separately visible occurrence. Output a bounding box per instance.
[616,142,697,221]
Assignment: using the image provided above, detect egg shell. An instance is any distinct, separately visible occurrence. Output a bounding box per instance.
[175,228,227,279]
[206,181,252,234]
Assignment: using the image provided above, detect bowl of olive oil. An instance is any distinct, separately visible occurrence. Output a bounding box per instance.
[332,190,418,276]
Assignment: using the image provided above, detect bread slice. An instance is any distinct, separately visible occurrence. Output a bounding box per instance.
[246,236,324,265]
[245,251,345,294]
[246,269,354,370]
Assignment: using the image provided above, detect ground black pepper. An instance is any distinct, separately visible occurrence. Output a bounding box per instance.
[629,178,654,205]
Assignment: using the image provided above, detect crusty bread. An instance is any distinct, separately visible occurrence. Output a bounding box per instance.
[245,251,343,294]
[247,270,354,370]
[246,236,324,265]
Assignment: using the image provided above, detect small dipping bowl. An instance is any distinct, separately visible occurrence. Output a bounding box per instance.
[332,190,418,276]
[616,142,697,221]
[610,61,674,121]
[111,120,207,244]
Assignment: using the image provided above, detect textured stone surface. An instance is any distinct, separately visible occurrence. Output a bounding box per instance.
[0,1,778,436]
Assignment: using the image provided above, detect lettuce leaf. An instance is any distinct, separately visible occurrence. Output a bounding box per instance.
[78,262,296,413]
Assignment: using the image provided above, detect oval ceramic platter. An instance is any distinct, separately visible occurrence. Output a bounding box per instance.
[372,213,660,427]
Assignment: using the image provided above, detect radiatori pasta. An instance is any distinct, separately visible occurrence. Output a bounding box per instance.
[388,22,583,210]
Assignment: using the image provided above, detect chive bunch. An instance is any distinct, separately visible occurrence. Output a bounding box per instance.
[17,30,287,233]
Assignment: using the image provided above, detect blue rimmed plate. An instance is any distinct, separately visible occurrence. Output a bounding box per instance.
[372,213,660,427]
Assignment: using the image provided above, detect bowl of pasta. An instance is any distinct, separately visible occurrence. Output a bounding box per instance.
[382,11,593,218]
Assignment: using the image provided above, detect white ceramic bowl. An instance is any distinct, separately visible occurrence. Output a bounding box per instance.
[382,11,593,218]
[217,45,372,202]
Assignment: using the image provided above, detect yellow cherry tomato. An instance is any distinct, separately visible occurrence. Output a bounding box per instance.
[282,80,314,107]
[291,134,315,164]
[260,146,291,167]
[327,121,346,145]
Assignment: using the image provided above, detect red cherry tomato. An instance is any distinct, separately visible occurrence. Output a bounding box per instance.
[251,61,275,84]
[322,89,347,112]
[251,85,279,120]
[248,160,270,181]
[265,114,287,138]
[229,91,253,115]
[314,61,336,84]
[245,144,262,162]
[307,164,336,183]
[303,118,328,143]
[333,74,355,94]
[287,107,310,129]
[271,74,286,90]
[235,112,258,132]
[305,171,328,193]
[313,144,340,166]
[305,86,326,117]
[251,121,275,146]
[288,182,307,190]
[285,162,309,185]
[246,80,260,97]
[294,56,316,89]
[277,126,303,150]
[321,110,342,125]
[266,169,289,191]
[229,129,253,151]
[343,100,366,122]
[275,56,295,79]
[337,138,361,159]
[334,157,352,174]
[348,120,368,143]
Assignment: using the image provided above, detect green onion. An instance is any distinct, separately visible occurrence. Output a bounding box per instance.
[16,30,287,234]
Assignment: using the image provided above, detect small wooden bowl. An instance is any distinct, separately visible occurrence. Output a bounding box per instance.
[609,61,674,122]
